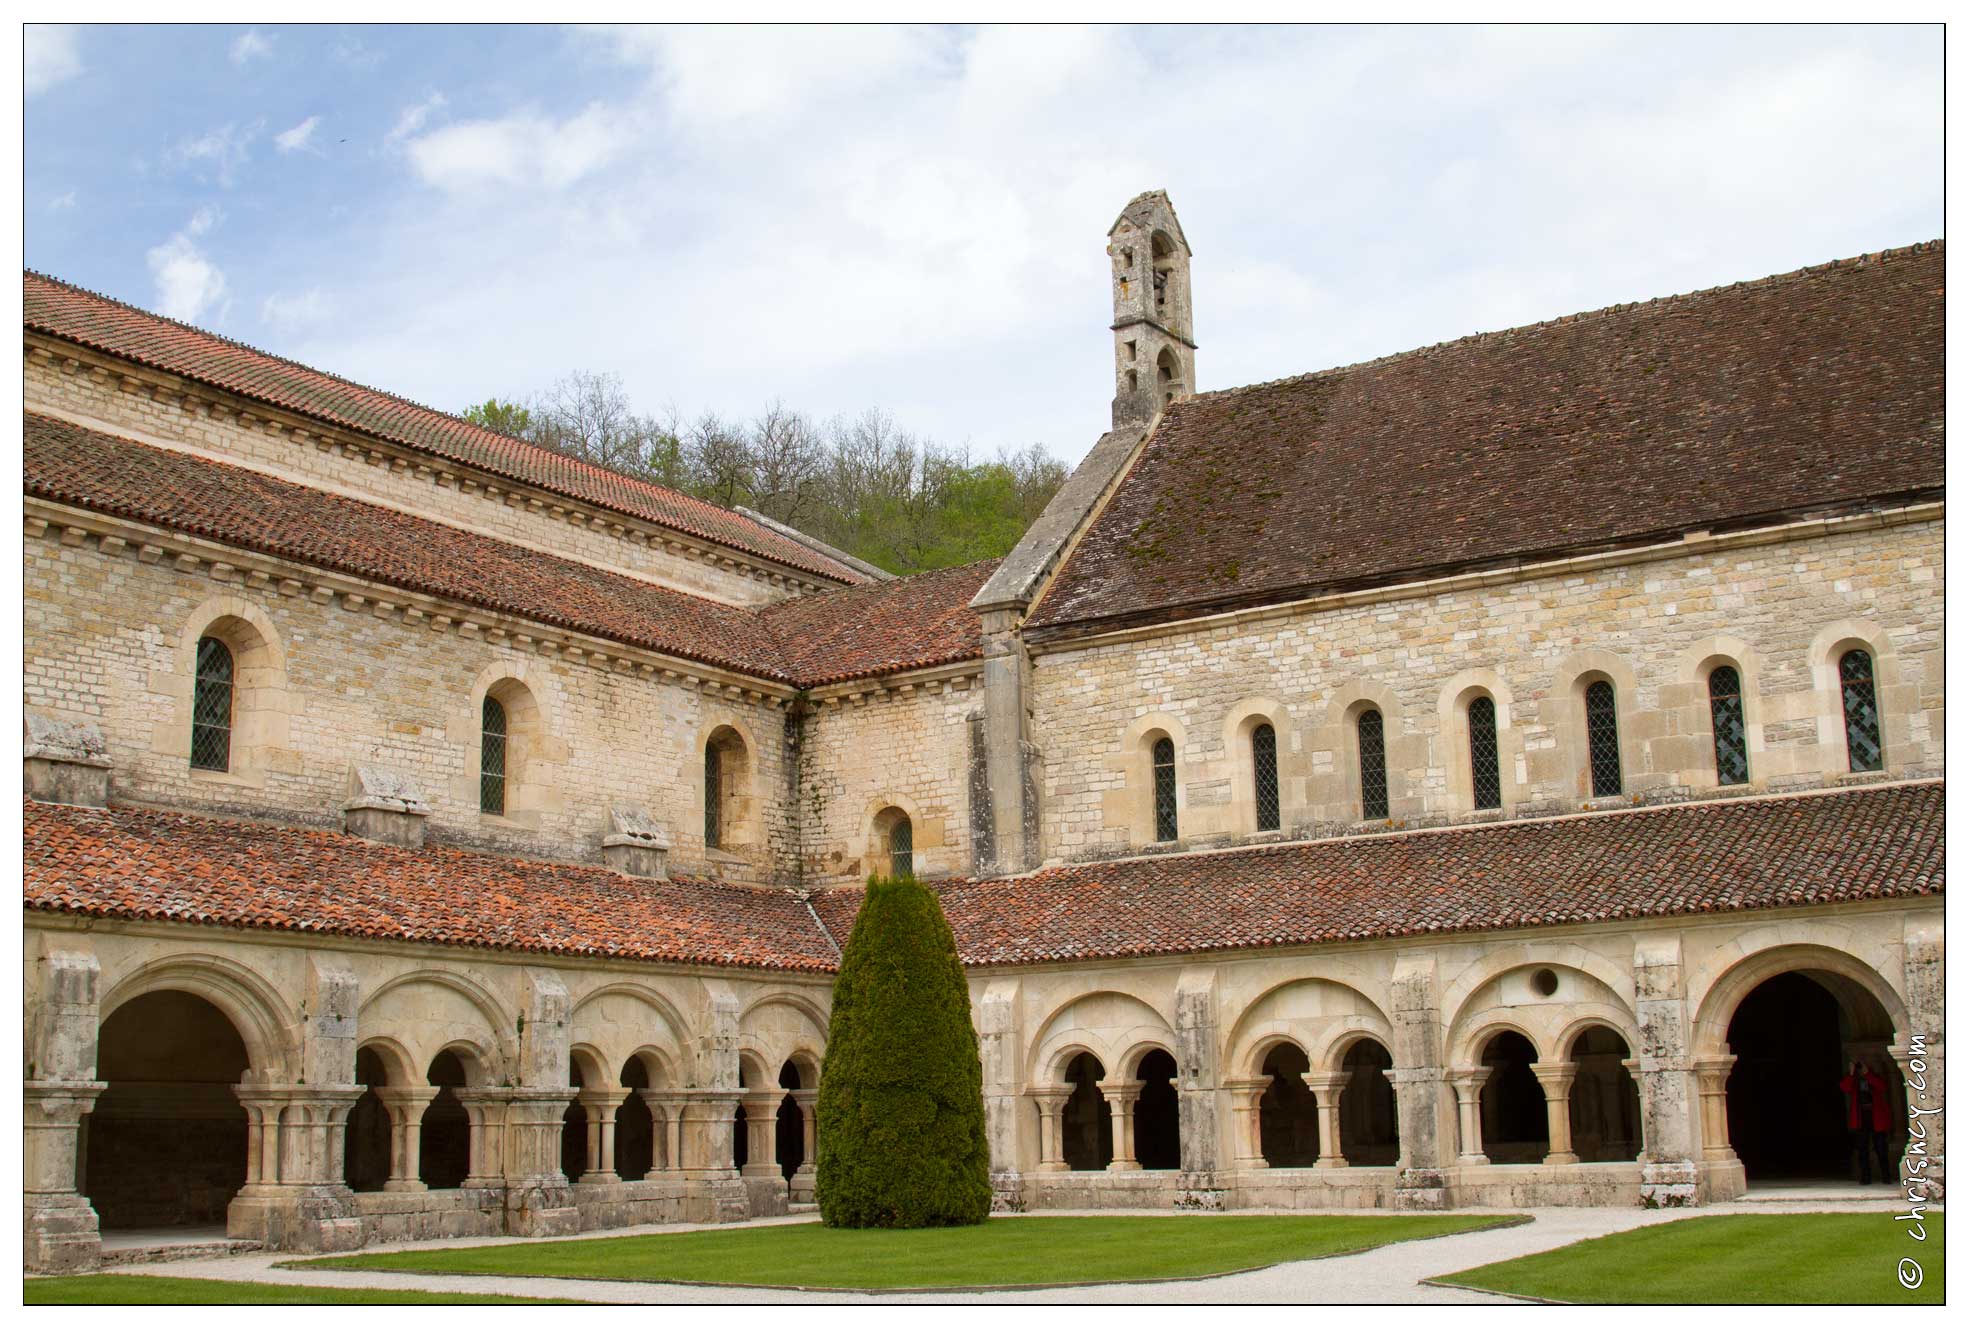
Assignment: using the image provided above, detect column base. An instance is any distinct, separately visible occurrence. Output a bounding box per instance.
[1639,1159,1701,1208]
[382,1179,428,1193]
[576,1171,621,1185]
[790,1163,817,1205]
[24,1193,103,1273]
[1395,1167,1451,1210]
[227,1186,364,1253]
[1173,1171,1227,1211]
[1315,1156,1349,1170]
[1544,1151,1580,1166]
[503,1176,580,1238]
[1105,1160,1143,1173]
[1455,1152,1489,1167]
[682,1173,751,1224]
[741,1174,789,1217]
[1034,1161,1070,1174]
[990,1170,1027,1213]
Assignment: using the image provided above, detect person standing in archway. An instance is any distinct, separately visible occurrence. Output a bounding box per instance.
[1839,1059,1893,1184]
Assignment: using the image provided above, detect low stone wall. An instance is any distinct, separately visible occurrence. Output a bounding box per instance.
[353,1187,504,1246]
[1445,1162,1644,1209]
[570,1176,692,1231]
[1232,1166,1402,1210]
[1027,1170,1179,1209]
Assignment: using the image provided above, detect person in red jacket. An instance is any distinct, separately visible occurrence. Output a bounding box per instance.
[1839,1059,1894,1184]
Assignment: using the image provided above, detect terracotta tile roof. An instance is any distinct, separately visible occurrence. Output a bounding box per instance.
[24,270,864,586]
[811,783,1944,966]
[26,412,798,681]
[22,801,840,972]
[758,558,1000,687]
[1031,242,1945,633]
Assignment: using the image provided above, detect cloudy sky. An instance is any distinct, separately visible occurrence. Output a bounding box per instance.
[24,23,1942,464]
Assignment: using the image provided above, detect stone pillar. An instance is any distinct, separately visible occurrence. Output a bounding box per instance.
[1899,917,1944,1201]
[1446,1068,1490,1166]
[673,1089,749,1223]
[641,1091,685,1172]
[1692,1055,1738,1162]
[975,606,1040,876]
[1389,954,1453,1208]
[739,1091,781,1178]
[1028,1089,1070,1173]
[1223,1076,1270,1168]
[1172,968,1225,1208]
[24,1080,106,1273]
[1097,1079,1145,1171]
[501,1088,581,1236]
[455,1088,510,1188]
[978,979,1026,1211]
[790,1089,819,1203]
[1302,1071,1351,1168]
[576,1089,621,1183]
[1531,1062,1579,1165]
[1633,937,1700,1206]
[229,1084,367,1252]
[374,1086,439,1191]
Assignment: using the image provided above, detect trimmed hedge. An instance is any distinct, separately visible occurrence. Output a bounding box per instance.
[815,873,992,1227]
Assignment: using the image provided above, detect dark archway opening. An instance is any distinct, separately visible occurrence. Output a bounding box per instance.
[420,1050,471,1189]
[1062,1052,1112,1171]
[776,1060,804,1181]
[616,1058,655,1182]
[1340,1040,1400,1166]
[1134,1049,1180,1170]
[1568,1028,1642,1163]
[1259,1043,1320,1167]
[1725,970,1903,1182]
[343,1046,392,1192]
[561,1061,588,1182]
[86,990,250,1228]
[1479,1031,1548,1163]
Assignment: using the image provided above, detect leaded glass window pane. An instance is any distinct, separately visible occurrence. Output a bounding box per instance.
[1585,680,1622,797]
[1152,736,1178,842]
[480,696,507,815]
[889,816,914,878]
[1708,666,1749,786]
[1468,695,1501,810]
[191,635,234,772]
[1840,650,1884,773]
[1252,724,1280,831]
[1358,709,1389,820]
[704,743,722,847]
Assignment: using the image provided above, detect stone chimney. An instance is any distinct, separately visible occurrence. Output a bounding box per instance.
[24,715,112,808]
[602,804,671,879]
[342,767,432,848]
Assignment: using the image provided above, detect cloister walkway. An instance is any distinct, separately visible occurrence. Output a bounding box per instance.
[73,1197,1901,1304]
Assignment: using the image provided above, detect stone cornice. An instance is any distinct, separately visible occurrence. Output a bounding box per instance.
[25,496,800,707]
[804,658,984,708]
[25,332,850,596]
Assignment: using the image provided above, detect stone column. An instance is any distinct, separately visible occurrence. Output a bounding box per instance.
[500,1088,582,1237]
[739,1091,781,1178]
[1692,1055,1737,1163]
[672,1089,749,1223]
[1446,1068,1490,1166]
[641,1090,684,1172]
[575,1088,621,1183]
[1633,937,1701,1205]
[978,980,1026,1211]
[1223,1076,1271,1168]
[790,1088,819,1203]
[1027,1089,1070,1173]
[1097,1079,1145,1171]
[374,1086,439,1191]
[24,1080,106,1273]
[1302,1071,1351,1168]
[1389,954,1453,1209]
[1172,968,1225,1208]
[454,1088,510,1188]
[1531,1062,1579,1165]
[228,1084,367,1252]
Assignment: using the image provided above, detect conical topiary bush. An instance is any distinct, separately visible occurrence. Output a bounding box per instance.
[815,872,992,1227]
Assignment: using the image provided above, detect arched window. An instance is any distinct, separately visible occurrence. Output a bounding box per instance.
[1252,723,1280,832]
[1708,666,1749,786]
[703,727,751,852]
[1839,650,1884,772]
[888,815,914,878]
[190,635,235,772]
[1151,736,1178,842]
[704,742,723,847]
[1357,709,1389,820]
[480,695,507,815]
[1467,695,1501,810]
[1584,679,1622,797]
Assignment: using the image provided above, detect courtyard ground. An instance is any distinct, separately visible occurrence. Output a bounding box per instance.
[36,1194,1929,1304]
[24,1274,578,1305]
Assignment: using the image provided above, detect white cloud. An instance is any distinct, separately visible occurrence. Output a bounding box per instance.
[147,208,229,323]
[402,102,630,193]
[385,92,447,146]
[170,121,263,187]
[47,191,77,212]
[262,288,334,331]
[275,116,322,154]
[229,30,273,65]
[25,25,82,97]
[333,38,385,72]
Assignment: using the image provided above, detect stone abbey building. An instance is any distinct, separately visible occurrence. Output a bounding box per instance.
[22,192,1943,1272]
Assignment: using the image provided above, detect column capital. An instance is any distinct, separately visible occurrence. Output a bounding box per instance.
[372,1085,441,1113]
[24,1080,107,1119]
[1445,1066,1491,1095]
[1095,1078,1145,1105]
[1301,1070,1352,1098]
[1529,1061,1578,1091]
[1024,1086,1070,1112]
[577,1086,624,1112]
[1691,1053,1738,1084]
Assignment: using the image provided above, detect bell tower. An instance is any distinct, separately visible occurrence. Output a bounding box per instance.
[1107,189,1196,428]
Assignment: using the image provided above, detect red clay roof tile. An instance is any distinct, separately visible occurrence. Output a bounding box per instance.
[759,558,998,686]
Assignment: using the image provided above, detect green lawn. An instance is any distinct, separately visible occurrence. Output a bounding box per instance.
[24,1273,579,1305]
[1439,1212,1944,1305]
[296,1213,1521,1290]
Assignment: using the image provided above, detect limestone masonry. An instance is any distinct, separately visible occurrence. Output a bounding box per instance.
[21,190,1944,1272]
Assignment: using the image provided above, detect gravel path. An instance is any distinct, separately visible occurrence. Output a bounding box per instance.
[86,1198,1894,1304]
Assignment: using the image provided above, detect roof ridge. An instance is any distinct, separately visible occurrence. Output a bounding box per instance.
[23,269,861,584]
[1188,238,1947,403]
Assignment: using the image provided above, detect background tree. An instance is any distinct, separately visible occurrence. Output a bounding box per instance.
[815,873,992,1228]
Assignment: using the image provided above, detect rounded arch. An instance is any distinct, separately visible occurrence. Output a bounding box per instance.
[1443,943,1635,1032]
[355,1035,419,1087]
[1462,1018,1548,1066]
[1026,987,1176,1086]
[359,969,516,1079]
[1223,969,1395,1077]
[1557,1015,1640,1062]
[570,1042,612,1091]
[1117,1038,1179,1080]
[176,593,292,782]
[1438,669,1519,814]
[467,657,560,733]
[1807,620,1899,777]
[1224,697,1292,834]
[781,1049,822,1090]
[699,717,761,855]
[867,799,919,878]
[624,1044,679,1089]
[464,660,559,822]
[1318,680,1406,824]
[739,990,833,1037]
[572,981,694,1046]
[99,953,298,1075]
[1690,942,1909,1057]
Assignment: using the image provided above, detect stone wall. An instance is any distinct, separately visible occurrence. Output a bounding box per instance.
[25,346,834,606]
[23,519,798,879]
[1027,515,1943,864]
